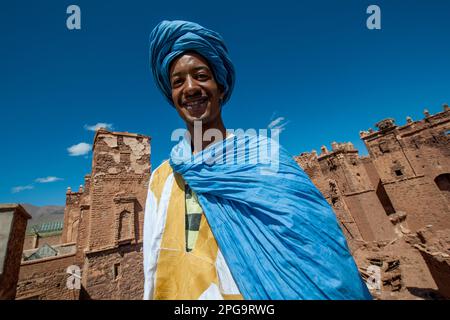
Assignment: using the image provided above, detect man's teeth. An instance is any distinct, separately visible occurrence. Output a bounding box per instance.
[185,100,206,109]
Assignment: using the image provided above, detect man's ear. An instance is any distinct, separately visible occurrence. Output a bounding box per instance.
[218,84,225,101]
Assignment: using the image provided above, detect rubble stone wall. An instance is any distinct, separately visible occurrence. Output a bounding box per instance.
[82,244,144,300]
[0,205,30,299]
[16,253,79,300]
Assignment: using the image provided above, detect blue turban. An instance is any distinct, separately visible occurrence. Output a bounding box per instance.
[149,20,235,107]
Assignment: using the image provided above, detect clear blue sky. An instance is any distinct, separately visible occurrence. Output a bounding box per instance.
[1,0,449,206]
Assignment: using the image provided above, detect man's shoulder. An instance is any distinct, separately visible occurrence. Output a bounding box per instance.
[151,160,173,181]
[148,160,175,201]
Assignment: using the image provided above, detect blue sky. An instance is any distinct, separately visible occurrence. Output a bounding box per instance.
[1,0,449,206]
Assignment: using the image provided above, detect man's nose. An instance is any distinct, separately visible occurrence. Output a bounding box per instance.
[184,76,201,97]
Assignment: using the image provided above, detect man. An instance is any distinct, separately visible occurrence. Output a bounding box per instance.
[144,20,372,300]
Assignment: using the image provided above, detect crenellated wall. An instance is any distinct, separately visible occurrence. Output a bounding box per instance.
[81,129,151,299]
[361,105,450,231]
[0,204,31,299]
[296,104,450,250]
[13,105,449,299]
[16,128,151,300]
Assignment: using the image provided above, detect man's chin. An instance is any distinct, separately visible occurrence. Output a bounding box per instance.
[185,112,209,124]
[187,106,208,118]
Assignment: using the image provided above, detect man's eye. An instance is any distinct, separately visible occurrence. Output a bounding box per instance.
[196,73,209,80]
[172,79,183,86]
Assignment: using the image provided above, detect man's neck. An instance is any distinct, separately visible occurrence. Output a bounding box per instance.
[187,119,227,154]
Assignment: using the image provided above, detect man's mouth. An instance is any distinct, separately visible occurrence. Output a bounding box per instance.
[183,97,208,115]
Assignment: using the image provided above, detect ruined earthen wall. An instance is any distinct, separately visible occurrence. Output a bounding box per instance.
[15,108,448,300]
[23,233,63,250]
[61,192,82,244]
[297,142,396,244]
[0,207,30,299]
[87,132,150,251]
[15,130,151,300]
[81,130,150,299]
[362,108,450,232]
[82,244,143,300]
[383,177,449,230]
[75,205,90,265]
[295,151,366,247]
[22,235,36,251]
[75,176,91,264]
[16,253,79,300]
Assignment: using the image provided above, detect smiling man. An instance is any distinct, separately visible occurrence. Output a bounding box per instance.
[144,20,372,300]
[170,51,227,153]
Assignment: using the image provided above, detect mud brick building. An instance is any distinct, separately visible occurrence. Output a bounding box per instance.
[23,221,64,251]
[295,105,449,299]
[0,204,31,299]
[295,105,450,250]
[11,105,450,300]
[15,129,151,300]
[295,142,397,249]
[361,108,450,232]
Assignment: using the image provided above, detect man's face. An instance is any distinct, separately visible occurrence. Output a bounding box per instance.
[169,52,224,126]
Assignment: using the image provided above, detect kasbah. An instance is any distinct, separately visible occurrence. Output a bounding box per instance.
[1,104,449,300]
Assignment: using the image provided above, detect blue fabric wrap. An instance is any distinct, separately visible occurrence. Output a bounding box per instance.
[169,134,372,300]
[149,20,235,107]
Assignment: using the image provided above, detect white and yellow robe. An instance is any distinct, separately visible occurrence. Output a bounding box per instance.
[143,160,243,300]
